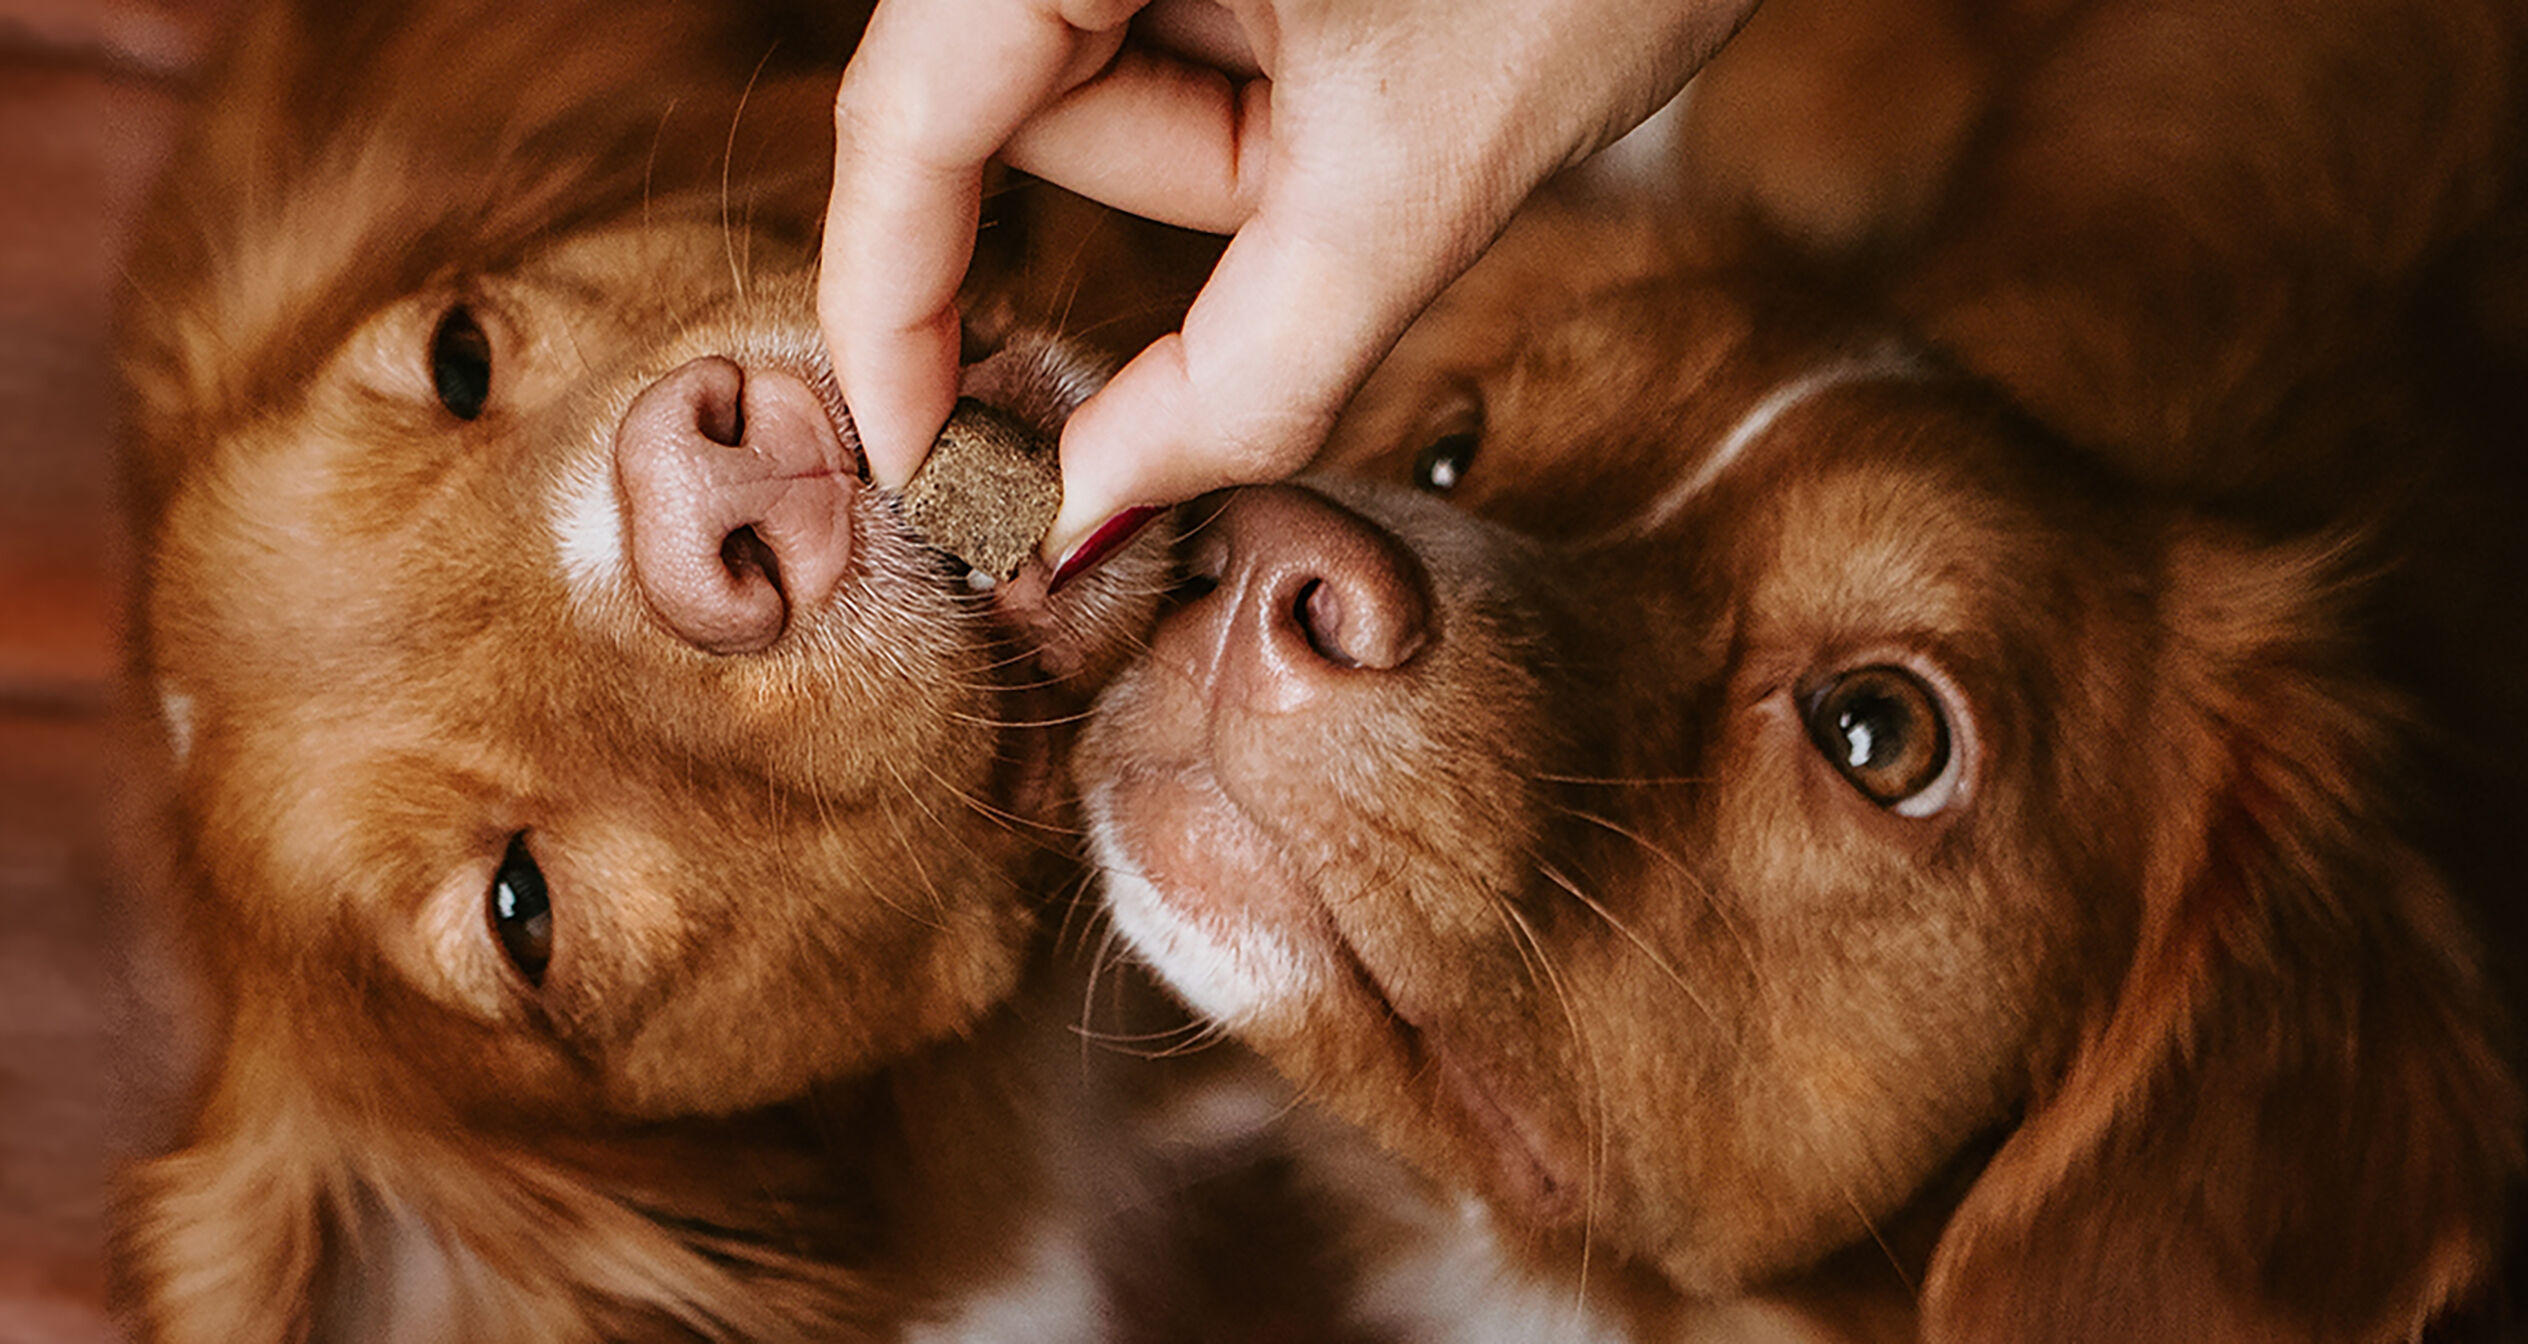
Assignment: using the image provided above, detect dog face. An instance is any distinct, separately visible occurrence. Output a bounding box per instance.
[1085,275,2117,1280]
[147,226,1093,1117]
[116,4,1168,1337]
[1079,262,2519,1337]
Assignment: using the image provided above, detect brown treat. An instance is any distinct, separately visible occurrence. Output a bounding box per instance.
[896,398,1063,581]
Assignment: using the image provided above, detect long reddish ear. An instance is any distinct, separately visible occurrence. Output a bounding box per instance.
[116,1016,889,1343]
[1923,535,2522,1343]
[116,1041,383,1344]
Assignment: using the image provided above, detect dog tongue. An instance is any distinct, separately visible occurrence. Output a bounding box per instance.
[895,400,1061,582]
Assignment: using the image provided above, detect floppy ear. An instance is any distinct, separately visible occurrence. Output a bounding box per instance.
[116,1020,892,1344]
[1923,535,2522,1343]
[116,1044,391,1344]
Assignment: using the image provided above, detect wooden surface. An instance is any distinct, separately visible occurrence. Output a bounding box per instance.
[0,3,230,1339]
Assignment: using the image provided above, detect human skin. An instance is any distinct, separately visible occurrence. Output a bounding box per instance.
[819,0,1762,574]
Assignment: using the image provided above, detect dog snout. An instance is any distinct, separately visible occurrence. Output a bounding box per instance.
[616,356,858,654]
[1180,485,1431,711]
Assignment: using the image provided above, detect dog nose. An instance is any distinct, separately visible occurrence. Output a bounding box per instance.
[1185,485,1431,708]
[615,356,857,654]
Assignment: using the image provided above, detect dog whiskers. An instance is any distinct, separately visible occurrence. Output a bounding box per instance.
[1528,770,1717,788]
[869,756,968,927]
[1049,865,1109,959]
[717,47,779,303]
[1549,802,1763,985]
[1532,858,1722,1031]
[1489,893,1612,1320]
[1072,1017,1230,1060]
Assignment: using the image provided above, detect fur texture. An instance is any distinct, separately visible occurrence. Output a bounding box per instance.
[1079,0,2528,1336]
[110,1,1221,1338]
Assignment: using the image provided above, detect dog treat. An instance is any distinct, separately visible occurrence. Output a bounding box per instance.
[896,399,1063,581]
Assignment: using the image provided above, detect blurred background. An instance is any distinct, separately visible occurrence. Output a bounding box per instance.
[0,2,229,1338]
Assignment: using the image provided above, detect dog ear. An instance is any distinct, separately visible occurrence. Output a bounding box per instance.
[1922,533,2522,1343]
[115,1023,888,1343]
[117,1050,377,1344]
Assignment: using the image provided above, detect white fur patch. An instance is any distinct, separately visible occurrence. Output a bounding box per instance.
[158,687,195,765]
[1349,1193,1632,1344]
[1605,344,1926,547]
[1085,783,1318,1029]
[551,449,625,609]
[904,1219,1111,1344]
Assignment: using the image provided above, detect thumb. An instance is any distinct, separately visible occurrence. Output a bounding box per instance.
[1045,208,1475,566]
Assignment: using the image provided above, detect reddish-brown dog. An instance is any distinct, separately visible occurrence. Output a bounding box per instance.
[110,1,1226,1339]
[1077,0,2528,1336]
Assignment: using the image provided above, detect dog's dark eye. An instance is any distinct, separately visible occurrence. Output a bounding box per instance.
[1412,429,1480,494]
[1805,667,1956,813]
[430,304,494,421]
[489,833,552,984]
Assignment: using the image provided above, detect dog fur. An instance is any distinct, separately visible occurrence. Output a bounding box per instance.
[107,1,1255,1338]
[1078,0,2528,1336]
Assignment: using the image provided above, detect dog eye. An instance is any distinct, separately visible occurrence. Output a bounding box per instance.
[1412,430,1480,493]
[1805,667,1957,814]
[430,304,494,421]
[488,833,553,984]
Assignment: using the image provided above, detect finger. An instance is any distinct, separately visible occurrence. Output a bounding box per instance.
[821,0,1138,487]
[1002,46,1273,233]
[1045,197,1489,564]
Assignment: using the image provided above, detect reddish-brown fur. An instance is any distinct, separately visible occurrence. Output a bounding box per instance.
[1078,0,2528,1337]
[109,1,1240,1339]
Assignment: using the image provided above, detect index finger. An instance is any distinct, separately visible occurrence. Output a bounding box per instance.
[820,0,1141,487]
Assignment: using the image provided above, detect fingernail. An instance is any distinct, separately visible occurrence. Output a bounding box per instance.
[1049,505,1164,594]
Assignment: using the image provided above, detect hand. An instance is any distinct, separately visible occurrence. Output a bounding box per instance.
[821,0,1759,573]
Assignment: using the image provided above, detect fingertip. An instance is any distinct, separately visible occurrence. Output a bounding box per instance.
[1039,338,1188,564]
[1041,475,1128,574]
[829,305,961,493]
[1039,330,1315,567]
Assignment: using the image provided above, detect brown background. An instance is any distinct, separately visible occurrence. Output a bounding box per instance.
[1,1,232,1339]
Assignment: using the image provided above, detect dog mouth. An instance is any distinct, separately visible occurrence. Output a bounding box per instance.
[610,323,1136,649]
[1090,749,1584,1225]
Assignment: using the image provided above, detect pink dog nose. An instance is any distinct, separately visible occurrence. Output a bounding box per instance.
[616,357,857,654]
[1187,485,1431,708]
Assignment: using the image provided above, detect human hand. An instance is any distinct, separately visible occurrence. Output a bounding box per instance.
[821,0,1760,577]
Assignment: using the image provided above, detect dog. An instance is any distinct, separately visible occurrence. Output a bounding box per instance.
[105,0,1279,1338]
[1076,0,2528,1335]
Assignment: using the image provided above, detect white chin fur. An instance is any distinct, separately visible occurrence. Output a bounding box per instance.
[1084,783,1318,1030]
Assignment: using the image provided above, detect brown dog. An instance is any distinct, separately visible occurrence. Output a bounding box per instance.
[107,0,1244,1339]
[1076,0,2528,1336]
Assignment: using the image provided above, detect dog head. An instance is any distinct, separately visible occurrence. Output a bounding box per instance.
[1078,249,2521,1338]
[116,3,1167,1337]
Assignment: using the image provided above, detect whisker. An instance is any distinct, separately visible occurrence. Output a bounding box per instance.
[719,46,780,301]
[921,761,1065,839]
[871,757,962,928]
[1842,1186,1919,1301]
[1551,802,1762,984]
[1489,894,1612,1321]
[1051,864,1110,960]
[1534,858,1722,1030]
[1539,823,1914,1298]
[1044,197,1110,344]
[1527,770,1716,788]
[1073,1009,1233,1059]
